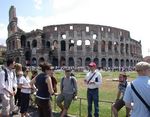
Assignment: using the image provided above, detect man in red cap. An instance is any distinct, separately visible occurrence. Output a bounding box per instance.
[84,62,102,117]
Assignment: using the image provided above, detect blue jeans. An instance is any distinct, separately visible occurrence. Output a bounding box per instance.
[87,88,99,117]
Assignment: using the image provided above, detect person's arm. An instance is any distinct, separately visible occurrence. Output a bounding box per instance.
[73,77,78,96]
[0,71,13,95]
[46,76,54,95]
[12,71,17,93]
[123,84,133,109]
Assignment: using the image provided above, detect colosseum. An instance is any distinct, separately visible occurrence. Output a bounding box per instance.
[6,6,143,69]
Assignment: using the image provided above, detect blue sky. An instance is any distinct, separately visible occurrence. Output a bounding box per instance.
[0,0,150,57]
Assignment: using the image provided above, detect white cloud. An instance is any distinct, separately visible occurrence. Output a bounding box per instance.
[0,23,7,44]
[34,0,43,10]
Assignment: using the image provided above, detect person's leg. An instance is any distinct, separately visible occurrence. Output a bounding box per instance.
[1,94,10,117]
[112,98,124,117]
[42,100,53,117]
[61,94,73,117]
[112,104,118,117]
[93,89,99,117]
[87,89,93,117]
[35,98,44,117]
[56,94,64,111]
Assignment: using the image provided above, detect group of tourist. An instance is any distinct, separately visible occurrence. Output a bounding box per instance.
[0,58,150,117]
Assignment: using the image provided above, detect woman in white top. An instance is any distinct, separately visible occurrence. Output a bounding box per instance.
[18,67,31,117]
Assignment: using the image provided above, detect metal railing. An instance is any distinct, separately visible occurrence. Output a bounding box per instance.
[53,95,114,117]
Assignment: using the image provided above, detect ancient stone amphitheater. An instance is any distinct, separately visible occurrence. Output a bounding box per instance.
[6,6,142,69]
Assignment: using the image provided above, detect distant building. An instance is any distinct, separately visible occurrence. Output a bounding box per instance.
[6,6,143,68]
[0,45,7,64]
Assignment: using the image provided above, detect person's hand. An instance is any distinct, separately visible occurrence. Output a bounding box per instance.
[89,81,95,84]
[74,96,78,100]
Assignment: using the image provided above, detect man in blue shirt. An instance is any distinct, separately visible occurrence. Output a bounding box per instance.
[123,61,150,117]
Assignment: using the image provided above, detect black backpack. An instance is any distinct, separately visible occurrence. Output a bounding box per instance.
[3,68,15,84]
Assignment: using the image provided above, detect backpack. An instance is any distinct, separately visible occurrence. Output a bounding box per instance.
[62,76,77,98]
[3,68,15,84]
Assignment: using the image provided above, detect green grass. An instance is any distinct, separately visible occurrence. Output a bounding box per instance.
[52,71,137,117]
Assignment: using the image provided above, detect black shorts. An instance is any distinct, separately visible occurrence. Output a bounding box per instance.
[113,98,125,111]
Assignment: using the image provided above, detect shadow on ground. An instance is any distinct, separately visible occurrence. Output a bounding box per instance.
[13,107,76,117]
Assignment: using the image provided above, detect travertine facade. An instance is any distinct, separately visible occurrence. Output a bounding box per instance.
[6,6,142,69]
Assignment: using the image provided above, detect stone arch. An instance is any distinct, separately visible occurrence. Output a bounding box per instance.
[108,58,112,67]
[52,57,58,66]
[52,40,58,50]
[101,58,106,68]
[120,43,124,54]
[60,56,66,66]
[77,40,82,51]
[85,57,91,66]
[61,40,66,51]
[68,57,74,66]
[93,58,99,67]
[120,59,124,67]
[32,39,37,48]
[77,58,82,66]
[27,41,30,48]
[93,40,98,52]
[108,41,112,51]
[130,60,133,67]
[25,51,31,62]
[126,59,129,67]
[85,40,91,52]
[114,58,119,67]
[20,35,26,48]
[69,39,74,51]
[101,40,105,52]
[114,42,119,53]
[126,44,129,54]
[46,41,50,48]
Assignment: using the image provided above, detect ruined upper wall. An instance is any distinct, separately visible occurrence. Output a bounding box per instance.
[43,23,131,39]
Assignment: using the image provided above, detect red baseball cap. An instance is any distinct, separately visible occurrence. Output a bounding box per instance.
[88,62,96,68]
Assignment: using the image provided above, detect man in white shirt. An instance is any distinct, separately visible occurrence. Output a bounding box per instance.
[0,58,17,117]
[84,62,102,117]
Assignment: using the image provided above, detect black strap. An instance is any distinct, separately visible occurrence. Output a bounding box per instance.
[87,72,96,84]
[3,69,8,83]
[131,83,150,111]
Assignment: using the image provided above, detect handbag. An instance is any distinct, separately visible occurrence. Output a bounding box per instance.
[131,83,150,112]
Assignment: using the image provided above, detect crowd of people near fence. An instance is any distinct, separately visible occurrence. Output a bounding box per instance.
[0,58,150,117]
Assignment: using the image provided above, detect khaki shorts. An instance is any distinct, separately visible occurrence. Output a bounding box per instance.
[57,93,73,109]
[1,94,15,115]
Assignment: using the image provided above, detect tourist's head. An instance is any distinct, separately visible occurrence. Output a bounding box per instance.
[88,62,97,71]
[119,72,127,82]
[39,62,54,75]
[64,68,71,77]
[135,61,150,76]
[6,58,15,69]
